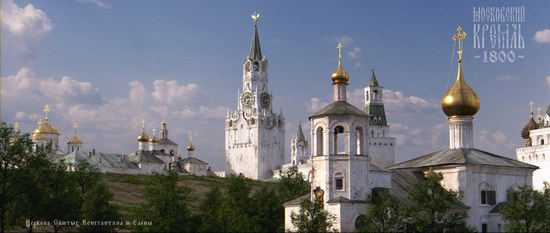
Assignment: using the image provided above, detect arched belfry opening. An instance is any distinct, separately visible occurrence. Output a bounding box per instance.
[334,126,345,155]
[316,127,324,156]
[355,126,364,155]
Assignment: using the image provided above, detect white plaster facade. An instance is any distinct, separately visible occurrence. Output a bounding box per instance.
[225,19,285,180]
[517,112,550,190]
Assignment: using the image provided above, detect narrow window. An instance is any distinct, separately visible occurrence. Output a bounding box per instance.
[334,172,344,191]
[482,224,488,233]
[481,190,487,204]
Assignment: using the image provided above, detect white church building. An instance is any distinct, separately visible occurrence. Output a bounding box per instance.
[284,26,537,233]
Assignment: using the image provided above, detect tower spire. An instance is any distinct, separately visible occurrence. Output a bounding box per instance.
[249,12,262,60]
[369,69,379,87]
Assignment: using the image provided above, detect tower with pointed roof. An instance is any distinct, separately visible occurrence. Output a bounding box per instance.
[364,70,395,168]
[225,12,285,180]
[290,123,308,166]
[285,43,375,232]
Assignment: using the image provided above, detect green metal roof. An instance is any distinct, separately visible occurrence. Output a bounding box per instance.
[310,101,368,118]
[369,70,379,87]
[296,124,306,142]
[387,148,539,170]
[365,104,388,126]
[249,24,262,60]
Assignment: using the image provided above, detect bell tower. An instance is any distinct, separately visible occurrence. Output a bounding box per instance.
[364,70,395,168]
[225,12,285,180]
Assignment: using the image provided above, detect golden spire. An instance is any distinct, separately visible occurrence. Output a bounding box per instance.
[187,133,195,152]
[44,104,50,122]
[14,122,19,132]
[441,25,480,117]
[331,43,350,84]
[137,119,150,142]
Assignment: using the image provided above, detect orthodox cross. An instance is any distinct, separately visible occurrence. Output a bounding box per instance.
[14,122,19,132]
[537,107,542,119]
[337,43,343,64]
[44,104,50,121]
[73,122,79,135]
[452,26,467,60]
[529,100,534,116]
[141,119,146,130]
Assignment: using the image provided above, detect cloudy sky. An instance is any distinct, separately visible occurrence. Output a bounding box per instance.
[2,0,550,170]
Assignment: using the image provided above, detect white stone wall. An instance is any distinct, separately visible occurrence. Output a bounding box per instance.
[368,135,395,168]
[435,165,533,232]
[184,162,208,176]
[517,143,550,190]
[139,162,166,174]
[326,202,367,232]
[284,205,301,232]
[369,170,392,189]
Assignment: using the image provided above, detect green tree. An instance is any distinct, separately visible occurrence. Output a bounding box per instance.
[357,189,404,233]
[290,197,336,233]
[251,186,284,232]
[0,122,50,233]
[198,186,224,233]
[406,171,472,233]
[79,183,120,233]
[132,171,190,233]
[277,166,309,202]
[500,183,550,233]
[43,161,80,233]
[72,161,101,209]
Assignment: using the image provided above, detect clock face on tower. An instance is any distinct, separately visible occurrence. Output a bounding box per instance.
[241,92,254,108]
[260,92,271,109]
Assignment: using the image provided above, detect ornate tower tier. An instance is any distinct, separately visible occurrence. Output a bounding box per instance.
[225,12,285,180]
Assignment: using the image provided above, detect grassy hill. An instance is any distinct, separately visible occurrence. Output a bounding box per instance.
[103,173,274,217]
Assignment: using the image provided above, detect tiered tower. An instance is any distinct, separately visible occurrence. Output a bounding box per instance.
[290,123,308,166]
[225,12,285,180]
[364,70,395,168]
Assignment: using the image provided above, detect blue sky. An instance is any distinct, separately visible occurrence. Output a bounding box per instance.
[2,0,550,170]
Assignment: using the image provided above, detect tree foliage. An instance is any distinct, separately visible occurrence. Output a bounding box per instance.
[132,171,190,233]
[406,171,473,233]
[277,166,309,202]
[500,183,550,233]
[290,196,336,233]
[357,189,404,233]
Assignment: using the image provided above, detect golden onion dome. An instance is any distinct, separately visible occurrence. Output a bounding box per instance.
[34,121,60,135]
[441,59,480,117]
[137,130,149,142]
[331,62,350,84]
[32,132,47,141]
[187,141,195,152]
[67,135,84,144]
[149,135,159,144]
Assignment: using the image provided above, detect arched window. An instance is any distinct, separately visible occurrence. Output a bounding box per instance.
[356,127,364,155]
[334,172,344,191]
[373,90,378,100]
[316,127,324,156]
[366,91,369,101]
[522,156,525,161]
[479,182,496,205]
[541,139,545,145]
[334,126,345,155]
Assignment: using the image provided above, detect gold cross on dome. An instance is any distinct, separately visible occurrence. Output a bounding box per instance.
[251,12,260,25]
[452,26,467,59]
[73,122,79,130]
[337,43,343,63]
[44,104,50,120]
[14,122,19,132]
[537,107,542,119]
[529,100,534,115]
[141,119,145,129]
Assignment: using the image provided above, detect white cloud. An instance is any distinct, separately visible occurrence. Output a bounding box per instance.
[546,74,550,89]
[333,35,355,45]
[76,0,111,9]
[1,0,53,58]
[1,67,226,155]
[347,46,361,59]
[347,88,438,115]
[305,98,329,113]
[496,75,517,81]
[534,29,550,43]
